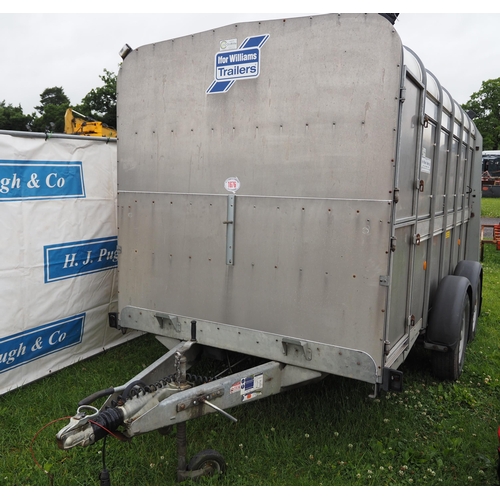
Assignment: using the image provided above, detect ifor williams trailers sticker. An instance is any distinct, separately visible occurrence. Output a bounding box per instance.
[207,34,270,94]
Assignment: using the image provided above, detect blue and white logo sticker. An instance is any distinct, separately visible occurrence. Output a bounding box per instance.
[0,313,85,373]
[44,236,118,283]
[207,34,270,94]
[0,159,85,202]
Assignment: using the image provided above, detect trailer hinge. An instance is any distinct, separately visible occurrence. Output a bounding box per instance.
[399,86,406,103]
[379,275,390,287]
[282,338,312,361]
[413,233,421,246]
[383,340,391,354]
[393,188,399,204]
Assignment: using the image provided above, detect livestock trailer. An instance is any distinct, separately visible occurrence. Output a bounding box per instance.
[57,13,483,480]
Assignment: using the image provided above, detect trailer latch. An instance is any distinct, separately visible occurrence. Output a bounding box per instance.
[155,313,182,332]
[379,275,390,287]
[282,338,312,361]
[225,194,236,265]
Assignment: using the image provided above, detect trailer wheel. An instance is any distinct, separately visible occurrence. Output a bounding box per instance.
[187,449,226,476]
[454,260,482,343]
[427,275,471,381]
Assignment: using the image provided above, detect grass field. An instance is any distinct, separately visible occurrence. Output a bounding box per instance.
[1,202,500,486]
[481,197,500,218]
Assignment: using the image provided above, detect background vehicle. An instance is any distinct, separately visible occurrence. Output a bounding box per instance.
[64,108,116,138]
[483,151,500,177]
[481,151,500,197]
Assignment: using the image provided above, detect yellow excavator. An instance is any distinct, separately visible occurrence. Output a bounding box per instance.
[64,108,117,138]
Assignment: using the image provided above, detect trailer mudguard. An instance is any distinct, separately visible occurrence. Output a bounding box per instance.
[426,275,471,349]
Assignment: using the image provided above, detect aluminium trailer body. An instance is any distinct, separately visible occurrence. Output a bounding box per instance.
[57,13,483,479]
[115,12,482,382]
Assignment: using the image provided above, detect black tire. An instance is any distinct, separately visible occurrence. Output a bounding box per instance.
[427,275,471,381]
[454,260,482,342]
[187,449,226,476]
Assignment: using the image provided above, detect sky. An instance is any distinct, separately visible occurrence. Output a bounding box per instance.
[1,3,499,116]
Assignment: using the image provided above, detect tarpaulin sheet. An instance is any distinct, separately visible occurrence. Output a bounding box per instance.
[0,132,141,395]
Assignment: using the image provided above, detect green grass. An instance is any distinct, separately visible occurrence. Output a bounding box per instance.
[1,232,500,486]
[481,197,500,218]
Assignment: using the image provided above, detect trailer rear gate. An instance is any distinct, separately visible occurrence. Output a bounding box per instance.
[117,14,399,384]
[116,13,481,384]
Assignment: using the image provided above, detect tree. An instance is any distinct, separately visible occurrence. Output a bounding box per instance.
[462,78,500,150]
[1,69,117,135]
[79,69,117,129]
[0,101,33,131]
[34,87,71,113]
[31,86,71,133]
